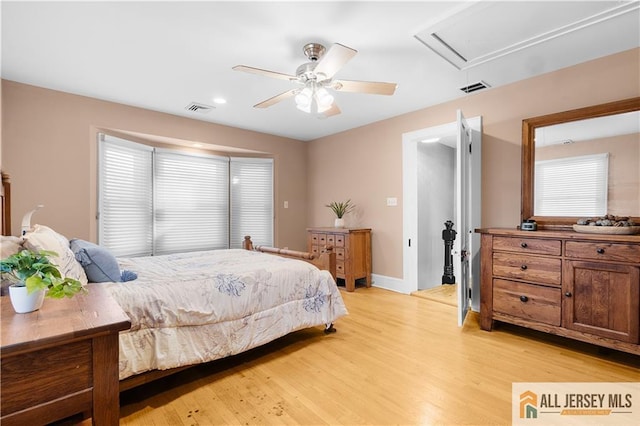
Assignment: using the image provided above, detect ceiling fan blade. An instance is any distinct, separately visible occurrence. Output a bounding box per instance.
[321,103,341,118]
[254,89,298,108]
[332,79,397,96]
[313,43,357,80]
[233,65,297,81]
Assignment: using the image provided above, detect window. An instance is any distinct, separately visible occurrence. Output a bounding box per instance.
[230,158,274,249]
[534,153,609,216]
[98,134,273,256]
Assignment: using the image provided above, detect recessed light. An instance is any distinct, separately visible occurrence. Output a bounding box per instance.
[213,98,227,105]
[193,143,203,148]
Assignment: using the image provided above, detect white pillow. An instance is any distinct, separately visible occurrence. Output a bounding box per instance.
[23,224,88,285]
[1,235,24,258]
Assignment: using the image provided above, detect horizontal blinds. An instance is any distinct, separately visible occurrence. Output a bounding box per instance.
[230,157,274,248]
[534,153,609,216]
[98,135,153,257]
[154,150,229,254]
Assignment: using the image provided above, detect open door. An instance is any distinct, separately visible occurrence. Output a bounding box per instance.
[455,110,472,326]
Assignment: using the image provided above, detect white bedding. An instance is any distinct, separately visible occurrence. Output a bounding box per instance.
[104,249,348,380]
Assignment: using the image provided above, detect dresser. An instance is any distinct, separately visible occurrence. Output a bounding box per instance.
[477,228,639,355]
[1,284,131,425]
[307,227,371,292]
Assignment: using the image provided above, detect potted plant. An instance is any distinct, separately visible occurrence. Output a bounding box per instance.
[326,199,355,228]
[1,249,85,313]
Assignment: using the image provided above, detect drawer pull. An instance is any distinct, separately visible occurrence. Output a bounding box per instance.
[519,295,529,302]
[565,292,572,298]
[520,264,528,270]
[596,248,605,254]
[520,242,528,248]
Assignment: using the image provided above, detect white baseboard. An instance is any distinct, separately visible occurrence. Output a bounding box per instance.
[371,274,412,294]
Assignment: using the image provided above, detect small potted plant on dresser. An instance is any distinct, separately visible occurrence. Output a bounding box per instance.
[326,199,355,228]
[0,249,85,313]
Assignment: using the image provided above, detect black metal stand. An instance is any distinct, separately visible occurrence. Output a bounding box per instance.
[442,220,456,284]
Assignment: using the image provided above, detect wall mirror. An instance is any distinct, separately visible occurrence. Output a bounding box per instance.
[522,97,640,229]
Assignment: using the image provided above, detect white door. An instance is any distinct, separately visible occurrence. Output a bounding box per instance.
[455,110,472,326]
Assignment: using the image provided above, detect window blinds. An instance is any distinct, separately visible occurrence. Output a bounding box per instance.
[230,157,274,248]
[154,149,229,255]
[98,134,273,256]
[98,135,154,257]
[534,153,609,216]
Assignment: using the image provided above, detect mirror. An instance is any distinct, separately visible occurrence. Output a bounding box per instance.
[522,97,640,229]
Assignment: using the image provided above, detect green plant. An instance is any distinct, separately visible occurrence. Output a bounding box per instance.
[0,249,85,298]
[325,200,355,218]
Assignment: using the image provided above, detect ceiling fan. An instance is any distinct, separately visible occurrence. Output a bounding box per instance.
[233,42,397,117]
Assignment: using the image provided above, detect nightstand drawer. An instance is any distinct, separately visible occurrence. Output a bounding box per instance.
[335,248,345,261]
[335,234,345,247]
[493,252,562,286]
[326,234,335,246]
[566,241,640,263]
[493,236,561,256]
[1,340,92,415]
[336,261,345,275]
[493,279,561,326]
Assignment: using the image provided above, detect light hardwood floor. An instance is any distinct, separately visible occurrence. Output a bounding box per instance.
[119,287,640,425]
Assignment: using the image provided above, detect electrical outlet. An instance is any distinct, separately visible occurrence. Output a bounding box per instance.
[284,201,289,208]
[386,197,398,206]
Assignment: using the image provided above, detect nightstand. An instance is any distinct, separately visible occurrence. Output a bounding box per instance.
[1,284,131,426]
[307,227,372,291]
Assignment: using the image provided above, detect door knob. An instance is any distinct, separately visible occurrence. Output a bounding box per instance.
[520,295,529,302]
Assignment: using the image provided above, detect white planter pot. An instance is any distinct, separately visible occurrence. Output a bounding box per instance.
[334,218,345,228]
[9,284,45,313]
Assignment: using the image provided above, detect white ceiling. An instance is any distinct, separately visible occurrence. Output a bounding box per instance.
[2,1,639,141]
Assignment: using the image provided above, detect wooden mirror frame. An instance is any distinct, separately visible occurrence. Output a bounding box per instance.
[522,96,640,229]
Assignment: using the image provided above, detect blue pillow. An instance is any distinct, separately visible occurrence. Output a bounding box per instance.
[70,239,122,283]
[121,269,138,282]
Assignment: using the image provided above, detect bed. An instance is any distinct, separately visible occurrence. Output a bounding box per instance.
[0,174,348,390]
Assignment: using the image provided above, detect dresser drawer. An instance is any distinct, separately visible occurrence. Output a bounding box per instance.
[493,279,561,326]
[493,252,562,286]
[335,234,345,247]
[565,241,640,263]
[336,261,345,276]
[335,248,345,261]
[493,236,561,256]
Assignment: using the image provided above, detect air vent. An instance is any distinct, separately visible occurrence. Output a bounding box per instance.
[185,102,215,113]
[459,81,490,94]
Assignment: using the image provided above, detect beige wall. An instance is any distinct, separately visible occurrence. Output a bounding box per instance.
[307,48,640,279]
[2,49,638,280]
[1,81,309,249]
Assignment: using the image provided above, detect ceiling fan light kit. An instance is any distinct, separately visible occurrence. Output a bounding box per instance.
[234,42,397,117]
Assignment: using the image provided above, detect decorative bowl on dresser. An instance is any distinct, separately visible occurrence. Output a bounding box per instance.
[307,227,371,292]
[477,228,639,355]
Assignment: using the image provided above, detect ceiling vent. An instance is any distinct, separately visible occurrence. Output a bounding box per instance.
[185,102,215,113]
[460,81,490,94]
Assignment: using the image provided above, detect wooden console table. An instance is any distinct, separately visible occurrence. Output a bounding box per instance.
[1,284,130,425]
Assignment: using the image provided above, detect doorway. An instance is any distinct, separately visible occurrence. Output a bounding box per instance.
[402,114,482,314]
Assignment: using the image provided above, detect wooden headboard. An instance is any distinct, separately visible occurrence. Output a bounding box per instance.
[1,172,10,236]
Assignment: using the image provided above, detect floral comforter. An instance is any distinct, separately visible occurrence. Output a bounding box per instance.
[104,249,348,380]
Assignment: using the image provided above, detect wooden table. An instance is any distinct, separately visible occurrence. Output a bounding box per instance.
[1,284,130,426]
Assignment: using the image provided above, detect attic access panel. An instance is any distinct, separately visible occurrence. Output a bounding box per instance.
[415,1,639,70]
